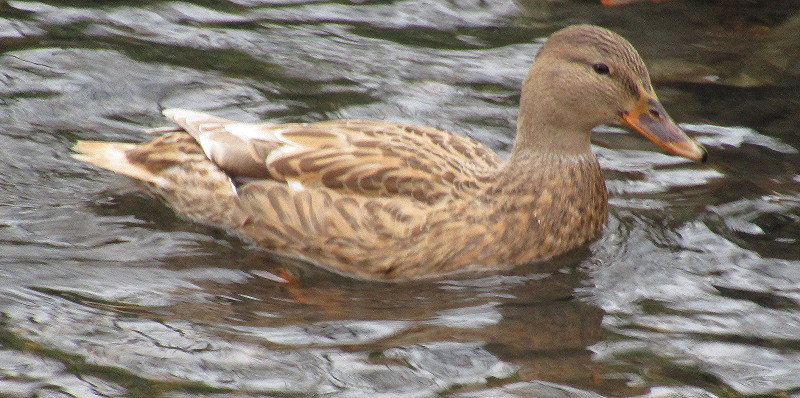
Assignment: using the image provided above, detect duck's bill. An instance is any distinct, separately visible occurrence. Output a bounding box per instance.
[621,94,708,163]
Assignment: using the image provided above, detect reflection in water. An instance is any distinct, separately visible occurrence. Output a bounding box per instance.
[1,258,612,396]
[1,1,799,397]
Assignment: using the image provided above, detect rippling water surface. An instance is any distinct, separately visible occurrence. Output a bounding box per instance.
[1,1,799,397]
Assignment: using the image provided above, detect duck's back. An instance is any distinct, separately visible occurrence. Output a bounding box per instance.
[159,109,502,205]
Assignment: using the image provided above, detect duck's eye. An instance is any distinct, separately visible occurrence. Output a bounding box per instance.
[592,63,610,75]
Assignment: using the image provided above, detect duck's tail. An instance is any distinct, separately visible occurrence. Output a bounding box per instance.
[71,141,160,183]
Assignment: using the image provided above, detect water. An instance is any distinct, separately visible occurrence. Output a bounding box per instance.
[1,1,799,397]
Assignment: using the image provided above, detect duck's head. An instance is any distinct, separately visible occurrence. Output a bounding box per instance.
[515,25,707,163]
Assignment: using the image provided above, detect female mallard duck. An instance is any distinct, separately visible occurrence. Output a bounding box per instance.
[73,25,706,280]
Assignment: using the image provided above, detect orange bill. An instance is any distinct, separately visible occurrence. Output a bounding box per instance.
[621,92,707,163]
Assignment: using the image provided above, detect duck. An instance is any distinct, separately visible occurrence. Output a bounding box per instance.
[72,25,707,280]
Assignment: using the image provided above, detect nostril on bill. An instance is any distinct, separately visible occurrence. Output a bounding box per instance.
[649,108,661,119]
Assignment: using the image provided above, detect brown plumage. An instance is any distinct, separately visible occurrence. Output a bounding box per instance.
[72,25,707,280]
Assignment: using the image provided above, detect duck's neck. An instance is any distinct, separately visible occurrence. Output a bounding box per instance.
[500,110,598,191]
[509,59,595,163]
[510,121,592,163]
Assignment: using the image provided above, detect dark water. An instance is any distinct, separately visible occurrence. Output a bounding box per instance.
[1,1,799,397]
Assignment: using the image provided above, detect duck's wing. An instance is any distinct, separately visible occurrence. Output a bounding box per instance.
[164,109,502,204]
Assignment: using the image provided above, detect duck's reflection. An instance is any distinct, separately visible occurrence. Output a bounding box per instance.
[97,249,645,396]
